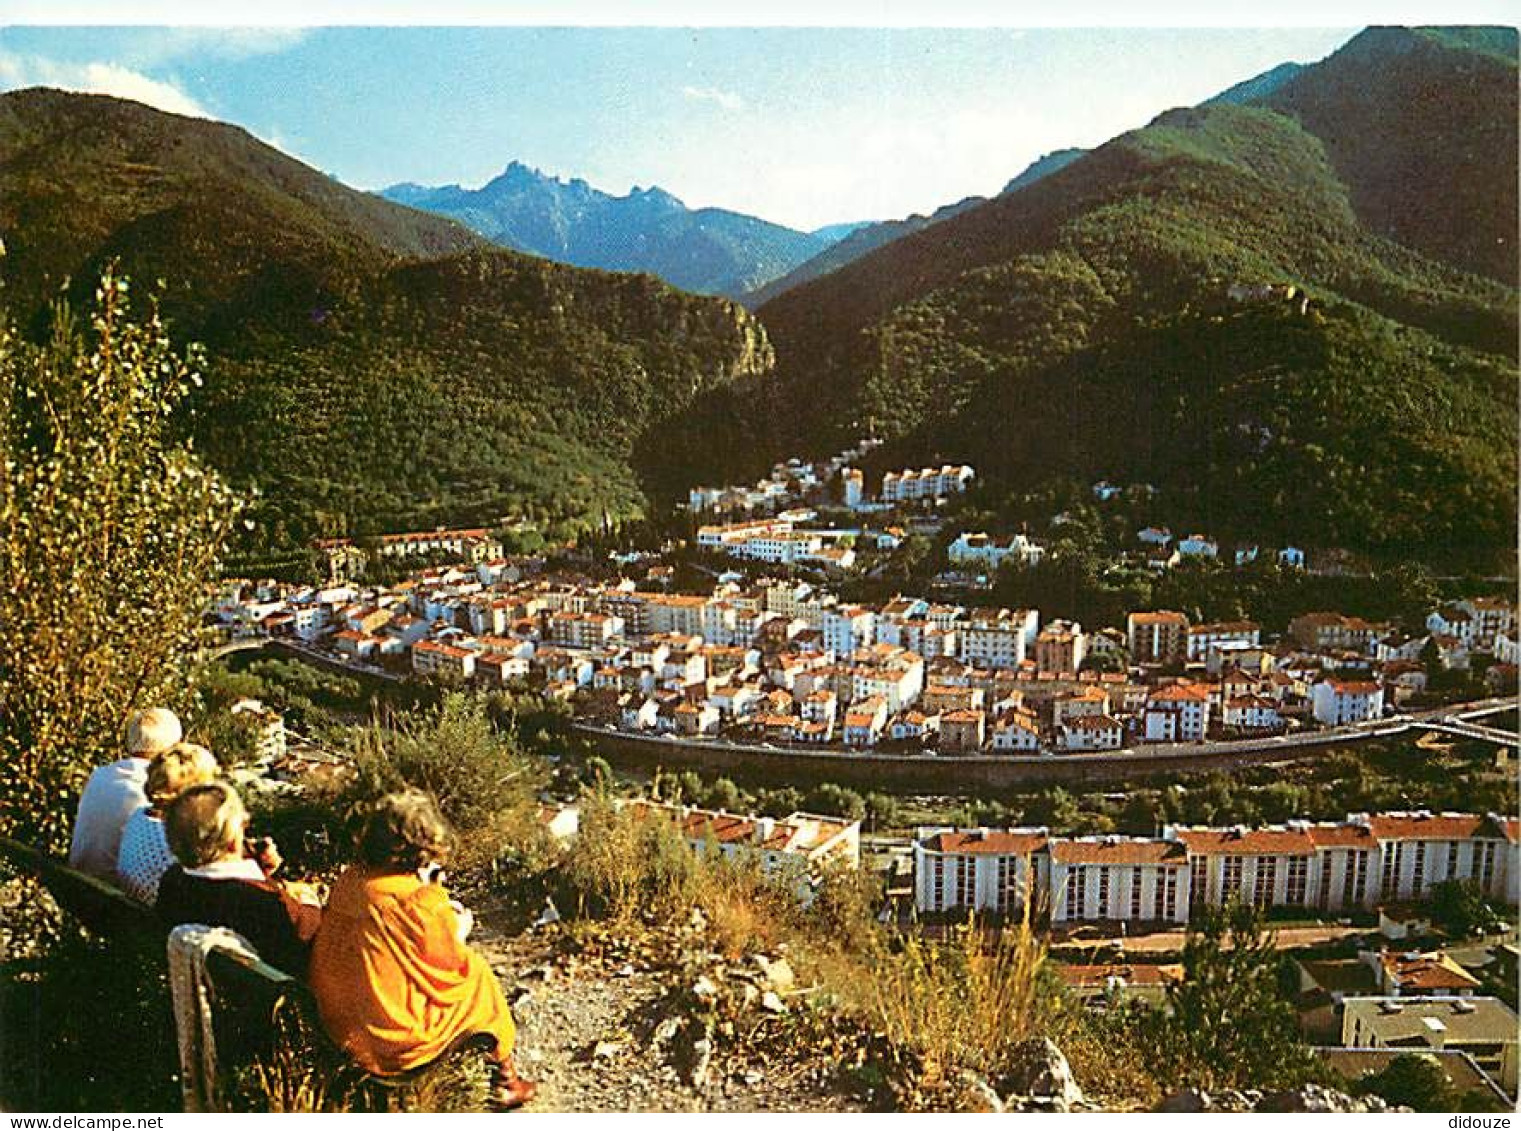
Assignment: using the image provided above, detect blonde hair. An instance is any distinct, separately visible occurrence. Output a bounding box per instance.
[165,781,247,868]
[145,743,220,807]
[125,708,183,756]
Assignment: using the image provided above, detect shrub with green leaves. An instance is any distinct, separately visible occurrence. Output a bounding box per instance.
[0,272,242,852]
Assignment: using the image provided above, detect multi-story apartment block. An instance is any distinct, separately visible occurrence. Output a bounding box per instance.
[1311,678,1385,726]
[1035,619,1086,676]
[1050,837,1191,924]
[823,605,876,658]
[881,464,975,503]
[1460,596,1515,649]
[1142,682,1211,742]
[915,827,1050,916]
[548,611,622,649]
[1128,610,1190,665]
[914,811,1518,923]
[959,608,1037,670]
[1185,620,1261,662]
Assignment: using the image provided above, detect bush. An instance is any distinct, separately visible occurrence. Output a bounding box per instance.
[0,273,242,852]
[345,693,546,869]
[1158,900,1320,1091]
[1354,1053,1456,1112]
[854,919,1057,1107]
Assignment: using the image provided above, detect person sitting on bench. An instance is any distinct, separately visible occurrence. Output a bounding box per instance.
[309,790,536,1110]
[156,781,319,976]
[117,742,220,905]
[69,708,182,880]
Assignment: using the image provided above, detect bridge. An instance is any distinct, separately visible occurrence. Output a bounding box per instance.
[1403,716,1520,749]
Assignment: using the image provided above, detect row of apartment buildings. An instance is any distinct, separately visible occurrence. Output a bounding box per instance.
[913,811,1520,924]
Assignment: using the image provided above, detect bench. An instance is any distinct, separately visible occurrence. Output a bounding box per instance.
[1,838,496,1112]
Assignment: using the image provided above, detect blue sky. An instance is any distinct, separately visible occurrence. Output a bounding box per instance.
[0,21,1442,229]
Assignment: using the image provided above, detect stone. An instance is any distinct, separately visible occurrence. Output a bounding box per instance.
[691,976,719,1002]
[752,954,797,993]
[591,1039,625,1061]
[1258,1084,1400,1113]
[616,963,635,977]
[999,1037,1083,1108]
[742,1070,763,1085]
[688,1038,714,1088]
[1156,1089,1211,1113]
[760,991,788,1015]
[955,1070,1006,1113]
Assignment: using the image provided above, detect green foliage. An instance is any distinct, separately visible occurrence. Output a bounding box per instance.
[752,50,1517,564]
[1159,900,1319,1091]
[346,693,545,866]
[864,791,902,831]
[1353,1053,1457,1113]
[806,783,867,822]
[1429,878,1504,938]
[702,776,743,812]
[0,929,180,1111]
[0,273,242,852]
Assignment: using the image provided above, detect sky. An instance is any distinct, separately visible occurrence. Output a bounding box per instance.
[0,10,1502,230]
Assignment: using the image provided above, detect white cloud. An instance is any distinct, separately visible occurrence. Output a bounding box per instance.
[0,51,210,118]
[680,84,744,112]
[118,28,312,67]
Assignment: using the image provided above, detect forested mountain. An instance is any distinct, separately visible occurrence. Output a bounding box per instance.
[730,26,1518,562]
[382,162,833,298]
[747,149,1088,308]
[0,88,773,549]
[1263,26,1518,285]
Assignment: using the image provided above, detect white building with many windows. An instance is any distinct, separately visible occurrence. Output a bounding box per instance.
[1312,679,1385,726]
[912,811,1518,923]
[914,828,1050,916]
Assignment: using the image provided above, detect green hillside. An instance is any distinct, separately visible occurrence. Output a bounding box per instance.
[0,88,774,549]
[743,27,1517,562]
[1264,25,1518,286]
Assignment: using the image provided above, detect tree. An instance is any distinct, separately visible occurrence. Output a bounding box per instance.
[1354,1053,1455,1112]
[702,776,743,812]
[0,274,243,852]
[1429,878,1501,938]
[806,782,867,822]
[865,791,901,831]
[1161,900,1318,1091]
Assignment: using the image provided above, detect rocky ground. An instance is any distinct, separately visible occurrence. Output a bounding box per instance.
[469,899,869,1113]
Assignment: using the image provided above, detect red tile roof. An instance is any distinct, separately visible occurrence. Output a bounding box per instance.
[1366,813,1506,842]
[1173,826,1317,855]
[923,830,1049,855]
[1052,838,1187,866]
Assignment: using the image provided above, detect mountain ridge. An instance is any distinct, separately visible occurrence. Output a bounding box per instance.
[379,162,834,298]
[0,87,775,549]
[731,26,1517,561]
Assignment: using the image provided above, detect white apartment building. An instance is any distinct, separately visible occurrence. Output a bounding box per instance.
[1311,679,1385,726]
[913,811,1519,923]
[823,606,876,658]
[1186,620,1261,661]
[1142,683,1212,742]
[1050,837,1191,925]
[958,608,1038,670]
[914,827,1050,915]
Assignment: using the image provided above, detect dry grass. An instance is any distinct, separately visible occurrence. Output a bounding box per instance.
[857,919,1054,1093]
